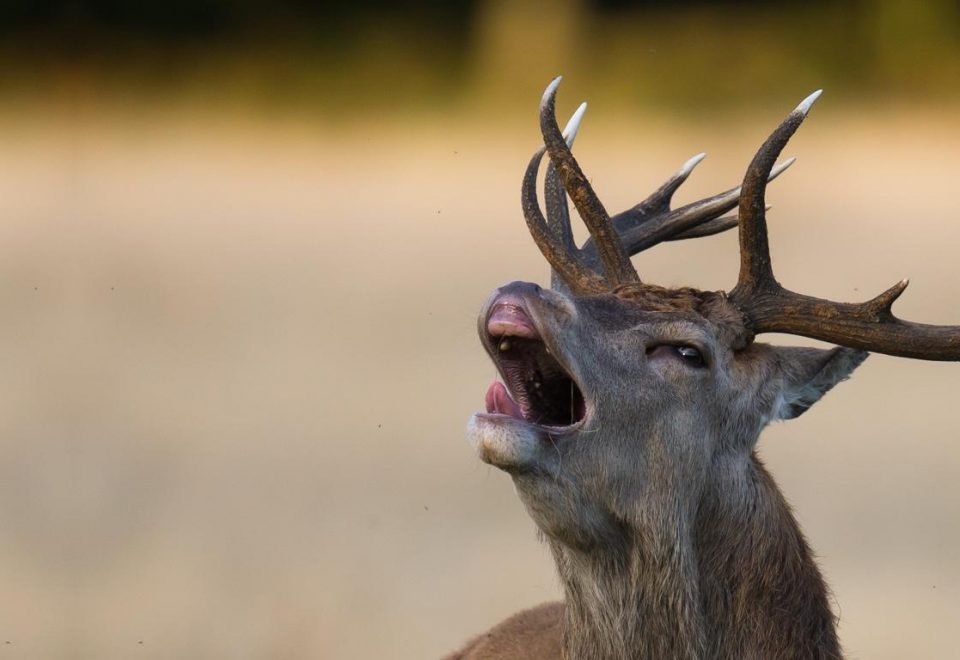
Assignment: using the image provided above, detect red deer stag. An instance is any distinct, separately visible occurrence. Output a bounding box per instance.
[451,77,960,659]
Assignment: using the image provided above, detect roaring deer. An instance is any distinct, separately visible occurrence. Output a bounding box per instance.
[450,77,960,659]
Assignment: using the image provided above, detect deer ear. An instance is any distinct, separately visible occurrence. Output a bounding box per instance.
[772,346,869,420]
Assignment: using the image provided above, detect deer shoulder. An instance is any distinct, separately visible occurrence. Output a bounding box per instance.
[445,602,564,660]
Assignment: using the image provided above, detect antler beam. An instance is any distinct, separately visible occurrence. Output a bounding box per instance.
[521,146,608,295]
[539,77,640,288]
[728,92,960,361]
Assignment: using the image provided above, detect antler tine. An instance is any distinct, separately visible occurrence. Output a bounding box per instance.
[578,159,794,269]
[611,154,793,231]
[661,157,794,239]
[540,77,640,287]
[668,215,738,241]
[732,91,820,297]
[635,152,707,224]
[521,145,606,295]
[544,102,588,257]
[656,152,708,209]
[727,92,960,361]
[545,164,576,292]
[611,152,706,233]
[666,205,771,242]
[737,278,960,361]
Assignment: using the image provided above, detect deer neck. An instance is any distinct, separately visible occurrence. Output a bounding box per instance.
[694,452,841,658]
[550,452,840,660]
[551,494,708,660]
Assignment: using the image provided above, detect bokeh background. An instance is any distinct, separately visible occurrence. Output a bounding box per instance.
[0,1,958,658]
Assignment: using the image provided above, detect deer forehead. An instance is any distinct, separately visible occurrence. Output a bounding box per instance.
[572,285,751,351]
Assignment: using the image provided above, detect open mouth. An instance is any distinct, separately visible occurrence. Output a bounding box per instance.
[483,296,586,428]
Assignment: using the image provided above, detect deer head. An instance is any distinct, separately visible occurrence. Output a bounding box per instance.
[465,78,960,658]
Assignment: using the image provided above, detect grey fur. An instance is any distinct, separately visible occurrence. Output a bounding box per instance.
[460,283,867,659]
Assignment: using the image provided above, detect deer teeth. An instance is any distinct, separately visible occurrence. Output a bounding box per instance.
[499,340,511,352]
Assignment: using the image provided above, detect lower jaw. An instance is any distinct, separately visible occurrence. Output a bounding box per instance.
[467,413,541,470]
[472,411,583,435]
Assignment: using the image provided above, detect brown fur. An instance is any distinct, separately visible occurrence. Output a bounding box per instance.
[446,603,564,660]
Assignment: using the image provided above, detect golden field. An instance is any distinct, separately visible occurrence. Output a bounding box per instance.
[0,97,957,658]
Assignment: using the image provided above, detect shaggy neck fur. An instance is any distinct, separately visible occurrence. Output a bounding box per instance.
[550,453,841,660]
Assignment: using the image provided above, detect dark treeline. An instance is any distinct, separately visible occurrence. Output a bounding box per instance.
[0,0,956,114]
[1,1,477,36]
[0,0,849,37]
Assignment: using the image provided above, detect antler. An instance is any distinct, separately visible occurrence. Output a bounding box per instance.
[538,77,640,290]
[523,77,793,292]
[728,92,960,361]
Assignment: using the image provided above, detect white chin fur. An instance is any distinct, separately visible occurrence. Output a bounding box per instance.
[467,414,544,471]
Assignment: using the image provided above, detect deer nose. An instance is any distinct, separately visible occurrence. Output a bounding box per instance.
[487,282,542,339]
[487,300,539,339]
[498,281,542,297]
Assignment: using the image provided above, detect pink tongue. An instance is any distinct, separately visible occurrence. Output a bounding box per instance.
[485,381,524,419]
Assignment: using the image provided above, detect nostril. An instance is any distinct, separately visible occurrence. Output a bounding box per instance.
[487,296,540,339]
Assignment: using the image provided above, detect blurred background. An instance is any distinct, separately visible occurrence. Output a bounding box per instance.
[0,0,957,658]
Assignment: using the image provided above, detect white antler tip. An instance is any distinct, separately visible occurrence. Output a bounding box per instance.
[795,89,823,116]
[679,152,707,176]
[562,102,588,147]
[541,76,563,108]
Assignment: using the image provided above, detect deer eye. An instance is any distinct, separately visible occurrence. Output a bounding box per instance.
[673,345,705,368]
[646,343,707,368]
